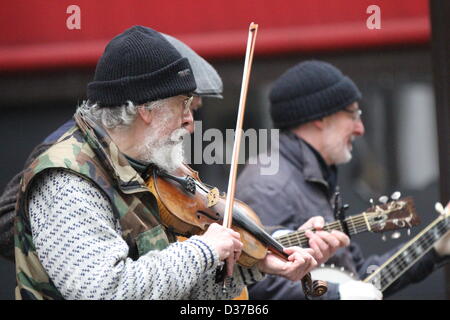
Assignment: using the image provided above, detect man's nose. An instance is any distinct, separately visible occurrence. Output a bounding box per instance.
[353,119,365,136]
[183,109,194,134]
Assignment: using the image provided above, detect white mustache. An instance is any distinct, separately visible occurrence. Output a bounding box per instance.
[170,128,189,142]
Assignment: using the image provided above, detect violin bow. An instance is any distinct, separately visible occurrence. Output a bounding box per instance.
[223,22,258,229]
[218,22,258,285]
[218,23,327,298]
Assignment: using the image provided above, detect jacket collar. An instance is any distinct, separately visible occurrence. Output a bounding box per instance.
[74,112,149,194]
[279,131,330,189]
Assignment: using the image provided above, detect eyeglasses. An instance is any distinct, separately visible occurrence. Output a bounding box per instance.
[182,95,194,114]
[342,108,362,121]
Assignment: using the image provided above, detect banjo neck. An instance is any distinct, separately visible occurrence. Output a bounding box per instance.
[363,209,449,292]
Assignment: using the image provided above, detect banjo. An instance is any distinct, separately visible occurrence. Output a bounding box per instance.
[311,202,449,292]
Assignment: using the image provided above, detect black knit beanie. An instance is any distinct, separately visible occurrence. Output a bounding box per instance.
[87,26,197,107]
[269,60,361,129]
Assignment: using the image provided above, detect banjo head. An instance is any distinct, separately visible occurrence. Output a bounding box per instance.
[311,264,358,285]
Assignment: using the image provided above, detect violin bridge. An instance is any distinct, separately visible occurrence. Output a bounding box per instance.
[207,188,220,207]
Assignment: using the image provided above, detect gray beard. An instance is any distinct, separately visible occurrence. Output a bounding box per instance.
[323,142,352,165]
[138,128,188,173]
[322,129,354,165]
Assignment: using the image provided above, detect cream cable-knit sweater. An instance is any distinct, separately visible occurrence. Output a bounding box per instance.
[28,169,263,300]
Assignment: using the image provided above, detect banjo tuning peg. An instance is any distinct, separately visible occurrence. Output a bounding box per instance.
[390,191,401,201]
[435,202,445,215]
[391,231,401,239]
[378,195,388,204]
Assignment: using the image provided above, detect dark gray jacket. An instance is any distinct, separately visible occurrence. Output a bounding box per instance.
[236,131,443,300]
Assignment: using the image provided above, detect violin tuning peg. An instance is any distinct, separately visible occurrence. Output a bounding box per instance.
[391,231,401,239]
[382,234,387,242]
[378,195,388,204]
[390,191,401,201]
[435,202,445,215]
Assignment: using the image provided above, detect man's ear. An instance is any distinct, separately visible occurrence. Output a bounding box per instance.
[312,118,326,130]
[137,107,152,125]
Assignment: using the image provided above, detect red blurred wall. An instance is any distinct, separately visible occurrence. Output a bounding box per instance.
[0,0,430,71]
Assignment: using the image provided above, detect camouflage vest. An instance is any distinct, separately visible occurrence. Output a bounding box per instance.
[14,114,174,300]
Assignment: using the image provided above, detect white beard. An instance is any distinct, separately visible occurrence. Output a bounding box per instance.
[138,127,188,173]
[323,127,354,165]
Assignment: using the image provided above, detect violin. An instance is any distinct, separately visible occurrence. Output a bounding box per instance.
[146,164,328,297]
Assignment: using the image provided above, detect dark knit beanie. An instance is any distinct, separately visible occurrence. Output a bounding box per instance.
[269,60,362,129]
[87,26,197,107]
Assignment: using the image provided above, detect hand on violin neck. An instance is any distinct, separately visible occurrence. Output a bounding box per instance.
[199,223,243,276]
[257,247,317,282]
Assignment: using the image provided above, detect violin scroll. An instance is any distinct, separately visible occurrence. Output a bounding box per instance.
[302,273,328,297]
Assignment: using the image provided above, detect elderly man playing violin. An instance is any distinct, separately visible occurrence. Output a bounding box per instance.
[12,26,350,300]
